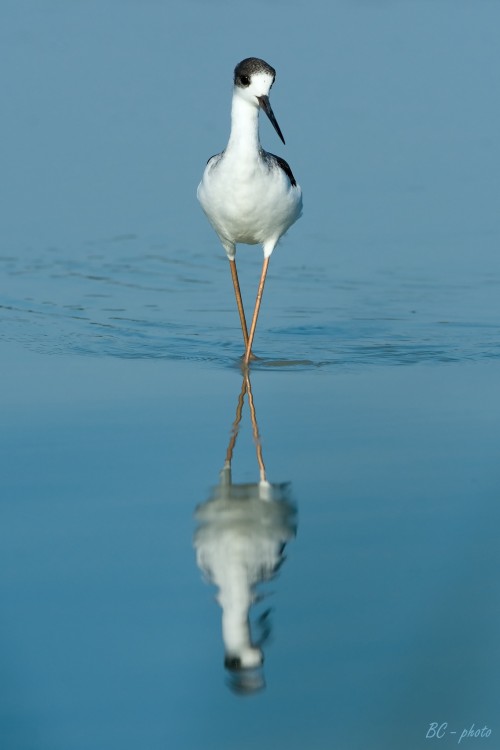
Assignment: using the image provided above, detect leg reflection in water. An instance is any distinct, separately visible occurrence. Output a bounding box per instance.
[194,373,297,695]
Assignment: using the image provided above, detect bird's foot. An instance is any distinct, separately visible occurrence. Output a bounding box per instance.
[240,351,259,368]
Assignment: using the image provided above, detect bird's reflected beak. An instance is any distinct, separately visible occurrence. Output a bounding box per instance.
[257,95,286,145]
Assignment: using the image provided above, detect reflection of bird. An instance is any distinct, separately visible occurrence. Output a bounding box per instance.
[194,374,297,694]
[197,58,302,364]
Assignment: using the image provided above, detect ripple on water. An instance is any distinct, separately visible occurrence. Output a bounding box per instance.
[1,238,499,369]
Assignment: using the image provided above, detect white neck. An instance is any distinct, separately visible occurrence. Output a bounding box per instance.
[227,91,260,155]
[218,565,252,651]
[219,575,262,667]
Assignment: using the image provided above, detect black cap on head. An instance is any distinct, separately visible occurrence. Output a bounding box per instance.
[234,58,276,88]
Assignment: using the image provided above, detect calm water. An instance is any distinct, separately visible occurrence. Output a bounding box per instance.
[1,1,499,748]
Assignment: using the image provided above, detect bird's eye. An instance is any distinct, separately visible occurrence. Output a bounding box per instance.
[239,75,250,87]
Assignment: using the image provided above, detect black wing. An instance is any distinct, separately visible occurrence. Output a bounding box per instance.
[206,152,223,166]
[268,153,297,187]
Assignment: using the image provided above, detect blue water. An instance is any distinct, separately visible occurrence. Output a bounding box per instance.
[1,1,499,748]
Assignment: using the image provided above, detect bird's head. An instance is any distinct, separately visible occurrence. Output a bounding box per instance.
[233,57,285,144]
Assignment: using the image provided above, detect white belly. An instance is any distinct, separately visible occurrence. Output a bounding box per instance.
[197,154,302,253]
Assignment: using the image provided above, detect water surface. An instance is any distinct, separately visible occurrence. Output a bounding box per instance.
[1,1,499,748]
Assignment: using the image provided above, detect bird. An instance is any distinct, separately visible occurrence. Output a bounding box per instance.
[197,57,302,365]
[194,371,297,693]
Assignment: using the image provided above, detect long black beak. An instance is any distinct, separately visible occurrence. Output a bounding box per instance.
[257,95,286,145]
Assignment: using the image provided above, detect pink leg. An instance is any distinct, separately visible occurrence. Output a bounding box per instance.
[229,259,249,347]
[243,257,270,366]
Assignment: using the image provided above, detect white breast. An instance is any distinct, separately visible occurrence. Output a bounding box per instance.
[198,152,302,255]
